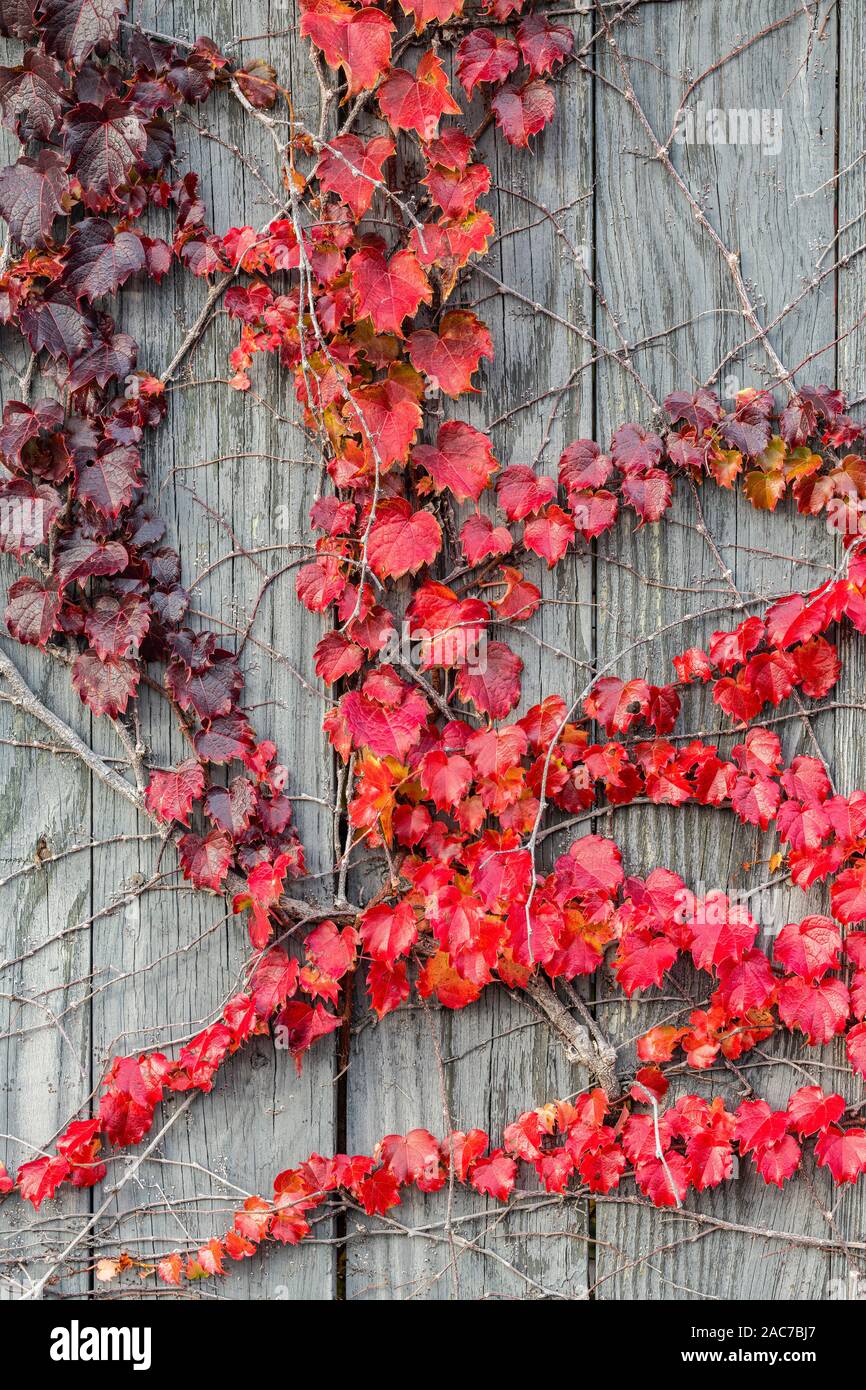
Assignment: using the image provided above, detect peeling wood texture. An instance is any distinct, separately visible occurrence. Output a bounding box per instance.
[1,0,864,1300]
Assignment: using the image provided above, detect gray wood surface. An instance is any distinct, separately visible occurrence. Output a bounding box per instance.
[1,0,863,1300]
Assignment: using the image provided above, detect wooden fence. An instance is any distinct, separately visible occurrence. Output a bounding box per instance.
[1,0,864,1299]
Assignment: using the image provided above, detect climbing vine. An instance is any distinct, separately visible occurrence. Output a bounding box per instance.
[0,0,865,1292]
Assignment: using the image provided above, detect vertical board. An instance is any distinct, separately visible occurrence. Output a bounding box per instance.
[592,0,844,1299]
[829,0,866,1300]
[0,113,92,1297]
[344,18,597,1299]
[86,0,337,1299]
[0,2,337,1299]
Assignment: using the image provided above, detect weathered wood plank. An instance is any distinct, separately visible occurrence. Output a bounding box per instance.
[828,0,866,1302]
[592,0,842,1299]
[0,657,94,1299]
[85,0,337,1300]
[0,3,337,1299]
[344,20,597,1299]
[0,102,92,1297]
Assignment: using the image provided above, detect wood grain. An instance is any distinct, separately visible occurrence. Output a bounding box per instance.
[0,0,863,1301]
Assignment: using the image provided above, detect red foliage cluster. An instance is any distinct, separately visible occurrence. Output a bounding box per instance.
[77,1076,866,1285]
[2,0,866,1290]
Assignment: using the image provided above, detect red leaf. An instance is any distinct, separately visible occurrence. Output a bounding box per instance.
[410,210,494,272]
[63,218,145,301]
[610,422,664,471]
[556,834,624,898]
[455,29,520,98]
[5,576,61,645]
[20,290,92,361]
[367,958,410,1018]
[832,858,866,924]
[447,1129,489,1181]
[776,975,850,1044]
[419,749,474,810]
[846,1021,866,1078]
[0,148,68,246]
[0,396,64,463]
[234,58,278,110]
[275,1000,340,1072]
[251,947,299,1016]
[235,855,293,948]
[317,134,393,219]
[54,531,128,589]
[367,498,441,579]
[84,593,150,660]
[178,829,233,891]
[709,615,766,673]
[792,635,841,699]
[815,1125,866,1184]
[614,930,677,996]
[176,1024,233,1092]
[145,758,205,827]
[408,310,493,398]
[359,899,417,965]
[350,245,432,336]
[71,649,139,717]
[460,511,512,565]
[673,647,713,682]
[379,1128,441,1186]
[496,463,556,520]
[300,0,394,97]
[422,160,490,222]
[0,48,65,143]
[341,681,429,759]
[378,52,460,141]
[76,446,143,521]
[730,772,780,830]
[515,14,574,75]
[523,503,576,566]
[714,949,776,1014]
[491,81,555,148]
[621,468,672,524]
[307,920,358,979]
[469,1149,517,1201]
[579,1143,627,1194]
[786,1085,845,1137]
[418,949,482,1008]
[194,713,256,765]
[347,378,422,468]
[99,1053,169,1147]
[754,1134,801,1188]
[398,0,464,30]
[413,420,498,503]
[774,914,842,981]
[687,1129,733,1192]
[634,1151,690,1207]
[688,895,757,972]
[63,99,147,208]
[43,0,125,66]
[315,631,365,685]
[17,1154,71,1208]
[492,566,540,622]
[455,640,523,718]
[158,1253,183,1285]
[584,676,651,735]
[357,1166,401,1215]
[568,488,619,539]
